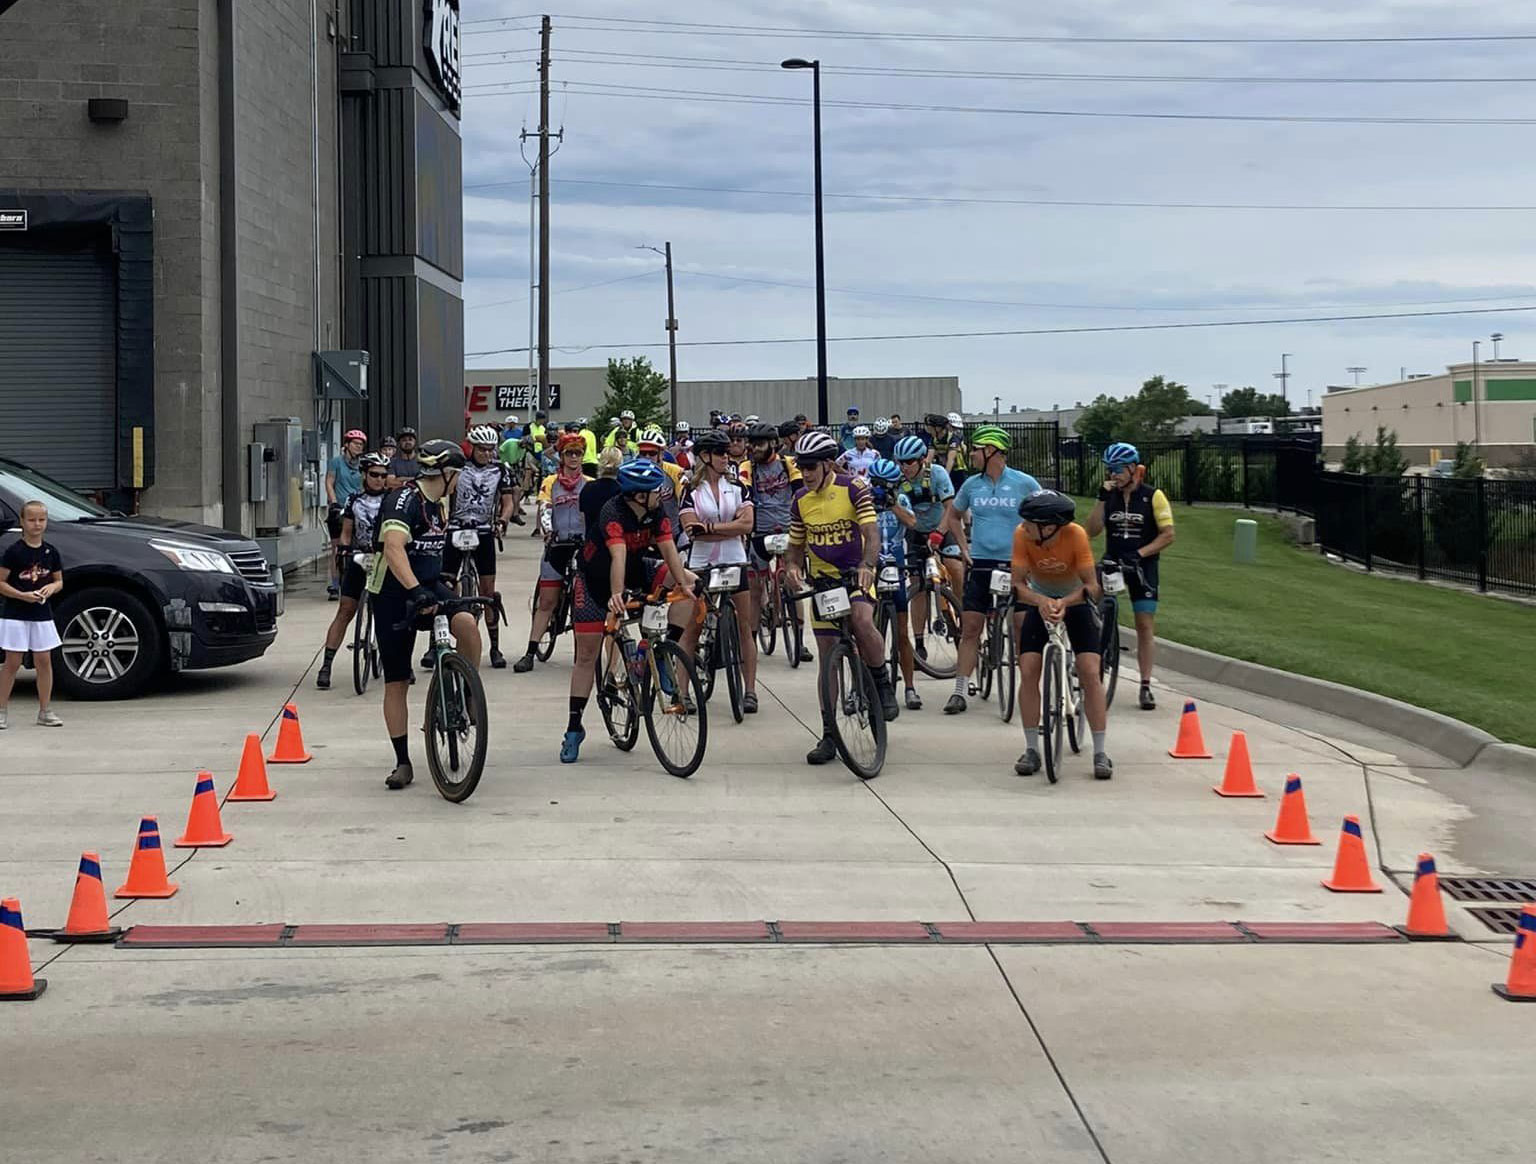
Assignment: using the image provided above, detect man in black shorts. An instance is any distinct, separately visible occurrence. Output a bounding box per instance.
[370,439,482,790]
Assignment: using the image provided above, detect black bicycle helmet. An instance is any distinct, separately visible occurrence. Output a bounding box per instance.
[746,423,777,444]
[396,425,417,439]
[777,419,801,439]
[692,429,730,455]
[1017,489,1076,525]
[415,438,465,477]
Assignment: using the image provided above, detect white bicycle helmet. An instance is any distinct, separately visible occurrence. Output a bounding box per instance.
[852,424,871,438]
[794,430,841,462]
[873,417,891,434]
[675,420,691,433]
[946,411,963,428]
[467,424,500,446]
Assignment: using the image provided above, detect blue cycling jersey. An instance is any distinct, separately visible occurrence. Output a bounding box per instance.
[952,466,1041,561]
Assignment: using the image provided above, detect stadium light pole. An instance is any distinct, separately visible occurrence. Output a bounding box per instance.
[781,57,828,425]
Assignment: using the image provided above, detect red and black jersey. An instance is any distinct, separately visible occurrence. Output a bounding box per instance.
[579,494,674,602]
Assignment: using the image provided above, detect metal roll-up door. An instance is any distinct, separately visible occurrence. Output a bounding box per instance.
[0,247,117,490]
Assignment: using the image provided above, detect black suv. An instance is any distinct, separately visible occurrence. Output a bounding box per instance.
[0,456,280,699]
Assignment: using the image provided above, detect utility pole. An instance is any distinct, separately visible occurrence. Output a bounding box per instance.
[536,14,552,412]
[639,242,680,424]
[1273,353,1291,407]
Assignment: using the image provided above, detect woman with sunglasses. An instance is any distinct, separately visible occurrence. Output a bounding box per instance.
[316,452,392,689]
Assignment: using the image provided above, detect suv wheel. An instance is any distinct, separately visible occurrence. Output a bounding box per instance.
[52,587,164,700]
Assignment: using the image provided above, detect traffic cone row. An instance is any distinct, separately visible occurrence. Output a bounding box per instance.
[6,704,310,1001]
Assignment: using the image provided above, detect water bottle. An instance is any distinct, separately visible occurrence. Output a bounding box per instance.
[628,639,648,685]
[926,556,940,583]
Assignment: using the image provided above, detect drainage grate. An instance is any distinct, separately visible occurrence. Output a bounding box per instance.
[1436,877,1536,904]
[1468,908,1530,936]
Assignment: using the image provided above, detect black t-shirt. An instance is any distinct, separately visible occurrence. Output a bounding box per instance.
[580,494,673,602]
[374,483,449,592]
[578,477,621,542]
[387,454,420,482]
[1,540,62,622]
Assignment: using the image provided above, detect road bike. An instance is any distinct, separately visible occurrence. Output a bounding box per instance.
[594,588,709,778]
[530,539,580,662]
[870,562,906,693]
[691,562,745,723]
[1039,615,1090,785]
[1096,558,1143,710]
[973,566,1018,723]
[753,533,808,668]
[448,526,485,599]
[799,572,886,780]
[349,551,381,695]
[905,539,963,679]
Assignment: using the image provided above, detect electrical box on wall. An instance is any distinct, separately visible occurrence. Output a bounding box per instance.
[315,349,369,400]
[252,419,304,532]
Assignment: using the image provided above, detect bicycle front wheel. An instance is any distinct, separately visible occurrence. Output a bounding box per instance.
[997,611,1017,724]
[533,578,559,662]
[643,640,708,778]
[823,640,886,781]
[352,598,372,695]
[756,581,778,656]
[594,639,640,751]
[697,611,718,701]
[912,580,962,678]
[719,597,744,724]
[424,652,489,803]
[977,612,999,701]
[1066,661,1086,755]
[1099,599,1121,709]
[1041,643,1065,784]
[781,585,805,669]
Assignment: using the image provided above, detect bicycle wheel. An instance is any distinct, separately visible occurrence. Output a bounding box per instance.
[352,598,372,695]
[873,599,900,691]
[997,609,1017,724]
[643,640,708,778]
[533,578,559,662]
[756,581,778,656]
[781,585,806,669]
[1041,644,1065,784]
[696,609,718,701]
[912,580,962,679]
[424,652,489,802]
[1066,660,1087,755]
[1099,599,1121,709]
[822,640,886,780]
[719,597,744,724]
[977,612,998,701]
[458,556,479,602]
[594,638,640,751]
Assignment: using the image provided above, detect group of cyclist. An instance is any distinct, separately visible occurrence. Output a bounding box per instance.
[318,411,1174,791]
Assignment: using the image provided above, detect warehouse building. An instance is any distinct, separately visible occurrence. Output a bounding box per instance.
[0,0,465,567]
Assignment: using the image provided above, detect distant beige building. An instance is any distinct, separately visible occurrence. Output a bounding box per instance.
[1322,361,1536,468]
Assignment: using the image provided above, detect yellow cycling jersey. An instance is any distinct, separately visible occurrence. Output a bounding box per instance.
[789,471,876,576]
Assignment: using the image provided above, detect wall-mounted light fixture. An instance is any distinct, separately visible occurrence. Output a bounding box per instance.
[87,97,129,124]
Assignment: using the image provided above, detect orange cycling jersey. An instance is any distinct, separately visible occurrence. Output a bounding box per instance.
[1011,521,1094,599]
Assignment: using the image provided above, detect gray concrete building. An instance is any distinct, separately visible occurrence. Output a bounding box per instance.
[0,0,465,567]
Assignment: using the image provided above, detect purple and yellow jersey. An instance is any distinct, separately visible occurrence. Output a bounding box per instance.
[789,472,877,577]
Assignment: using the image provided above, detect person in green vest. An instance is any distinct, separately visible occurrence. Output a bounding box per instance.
[604,409,640,457]
[497,423,529,525]
[576,417,600,478]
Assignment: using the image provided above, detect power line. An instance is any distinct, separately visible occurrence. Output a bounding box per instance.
[466,267,662,312]
[464,304,1536,358]
[463,78,1536,125]
[460,175,1536,213]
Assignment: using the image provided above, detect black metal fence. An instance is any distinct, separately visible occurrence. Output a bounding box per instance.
[1313,472,1536,596]
[1057,435,1321,512]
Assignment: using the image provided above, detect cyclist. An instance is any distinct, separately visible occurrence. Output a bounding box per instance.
[370,440,481,790]
[1011,490,1112,779]
[871,416,895,458]
[837,425,879,479]
[561,459,698,763]
[783,431,901,764]
[386,426,419,488]
[1085,441,1175,711]
[575,417,600,477]
[604,409,639,455]
[743,422,811,666]
[946,425,1041,714]
[669,419,694,471]
[679,429,758,709]
[870,457,922,710]
[514,432,588,673]
[777,418,801,459]
[325,429,367,599]
[725,421,750,477]
[316,451,390,689]
[497,421,529,525]
[439,424,515,669]
[893,433,964,659]
[636,428,689,565]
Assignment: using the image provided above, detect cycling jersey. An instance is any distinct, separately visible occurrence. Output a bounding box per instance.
[874,491,912,567]
[578,477,621,541]
[741,455,801,534]
[679,476,751,569]
[370,483,449,593]
[953,467,1041,561]
[580,495,675,603]
[1102,483,1174,559]
[498,437,527,467]
[538,471,587,542]
[789,471,876,578]
[342,491,386,552]
[898,464,954,532]
[1011,522,1094,599]
[838,446,879,479]
[451,460,510,528]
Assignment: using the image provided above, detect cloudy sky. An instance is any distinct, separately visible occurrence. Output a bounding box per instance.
[458,2,1536,411]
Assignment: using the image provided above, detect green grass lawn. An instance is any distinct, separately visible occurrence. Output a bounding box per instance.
[1075,500,1534,747]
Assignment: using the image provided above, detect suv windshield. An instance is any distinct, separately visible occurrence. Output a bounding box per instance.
[0,460,110,523]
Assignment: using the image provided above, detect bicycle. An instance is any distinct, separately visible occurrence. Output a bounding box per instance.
[1039,615,1089,785]
[796,572,887,780]
[349,551,381,695]
[399,593,505,803]
[753,534,807,668]
[692,562,745,724]
[870,563,905,693]
[593,588,709,778]
[449,526,484,600]
[973,566,1018,723]
[1095,558,1142,710]
[905,539,963,679]
[530,540,580,662]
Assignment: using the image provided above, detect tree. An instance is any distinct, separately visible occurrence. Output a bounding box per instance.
[1074,375,1206,448]
[1341,434,1366,473]
[1220,386,1293,418]
[1364,426,1409,476]
[1073,393,1131,450]
[593,356,670,430]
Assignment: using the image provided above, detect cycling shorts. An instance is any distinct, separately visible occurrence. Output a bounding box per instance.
[372,579,454,684]
[538,542,579,588]
[325,507,345,540]
[962,558,1012,614]
[809,576,875,635]
[1126,556,1160,614]
[572,557,670,634]
[442,532,497,581]
[338,560,368,602]
[1018,602,1101,657]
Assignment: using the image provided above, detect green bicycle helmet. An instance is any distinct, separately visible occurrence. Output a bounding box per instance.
[969,424,1011,452]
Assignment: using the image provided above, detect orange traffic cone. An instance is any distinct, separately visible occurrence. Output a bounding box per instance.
[268,702,312,763]
[114,817,179,898]
[1321,816,1382,892]
[1168,700,1213,759]
[51,851,124,943]
[1263,774,1320,845]
[1492,906,1536,1002]
[1400,853,1456,940]
[1213,730,1264,797]
[175,771,233,848]
[1,898,47,1000]
[227,733,277,801]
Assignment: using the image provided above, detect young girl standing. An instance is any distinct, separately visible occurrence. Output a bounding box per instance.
[0,500,65,728]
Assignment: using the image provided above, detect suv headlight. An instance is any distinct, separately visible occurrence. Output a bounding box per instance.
[150,540,236,574]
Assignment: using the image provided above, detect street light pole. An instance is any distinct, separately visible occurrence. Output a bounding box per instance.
[1347,365,1367,387]
[1273,353,1291,407]
[782,57,828,425]
[1472,340,1481,447]
[638,243,679,424]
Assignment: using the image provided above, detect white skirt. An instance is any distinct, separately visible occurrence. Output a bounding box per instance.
[0,618,63,653]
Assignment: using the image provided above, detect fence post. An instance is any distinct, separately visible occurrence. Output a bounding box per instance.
[1076,440,1086,495]
[1475,477,1488,592]
[1241,443,1250,508]
[1361,477,1373,571]
[1414,476,1426,580]
[1184,439,1198,505]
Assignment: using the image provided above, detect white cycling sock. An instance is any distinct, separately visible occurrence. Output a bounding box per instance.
[1024,727,1039,750]
[953,676,967,697]
[1092,730,1107,755]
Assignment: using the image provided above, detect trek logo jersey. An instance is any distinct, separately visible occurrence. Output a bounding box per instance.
[371,484,449,593]
[452,461,510,528]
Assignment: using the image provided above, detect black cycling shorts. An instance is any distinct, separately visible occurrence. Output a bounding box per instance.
[338,560,367,602]
[962,559,1012,614]
[372,580,453,684]
[325,508,344,539]
[442,534,497,581]
[1018,602,1101,657]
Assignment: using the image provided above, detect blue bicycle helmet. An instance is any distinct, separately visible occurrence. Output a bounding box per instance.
[869,457,902,484]
[893,434,927,462]
[617,459,667,494]
[1102,441,1140,468]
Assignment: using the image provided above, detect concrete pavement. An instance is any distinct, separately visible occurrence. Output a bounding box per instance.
[3,529,1533,1162]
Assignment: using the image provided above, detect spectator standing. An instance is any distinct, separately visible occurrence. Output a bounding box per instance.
[0,500,65,728]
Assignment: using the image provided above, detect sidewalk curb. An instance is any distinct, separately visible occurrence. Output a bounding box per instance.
[1155,639,1536,776]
